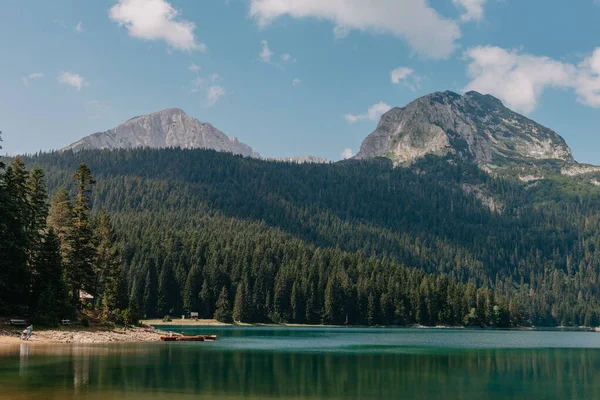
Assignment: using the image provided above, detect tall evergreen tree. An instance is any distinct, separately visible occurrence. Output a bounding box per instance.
[1,158,30,314]
[25,167,49,308]
[32,229,71,324]
[233,280,251,322]
[93,211,120,303]
[48,188,73,261]
[183,265,201,312]
[143,260,158,318]
[214,286,232,323]
[65,164,96,305]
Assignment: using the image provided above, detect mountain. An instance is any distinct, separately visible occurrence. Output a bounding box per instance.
[63,108,259,158]
[355,91,575,172]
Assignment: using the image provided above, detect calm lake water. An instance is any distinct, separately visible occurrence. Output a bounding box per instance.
[2,327,600,399]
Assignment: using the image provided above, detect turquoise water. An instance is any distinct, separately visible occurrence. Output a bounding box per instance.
[1,327,600,399]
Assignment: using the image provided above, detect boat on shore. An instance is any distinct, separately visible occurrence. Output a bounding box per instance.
[160,334,217,342]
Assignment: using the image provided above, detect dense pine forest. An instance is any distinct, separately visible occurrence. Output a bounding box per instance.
[0,134,123,325]
[4,142,600,327]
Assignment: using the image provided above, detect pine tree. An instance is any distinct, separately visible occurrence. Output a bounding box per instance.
[367,292,377,326]
[1,159,30,314]
[183,265,201,312]
[214,286,232,323]
[157,264,176,316]
[93,211,120,303]
[290,281,305,324]
[324,272,345,325]
[233,281,251,322]
[32,229,71,325]
[6,158,30,224]
[48,188,74,260]
[25,167,49,269]
[199,280,213,318]
[142,261,158,318]
[0,133,17,314]
[65,164,97,305]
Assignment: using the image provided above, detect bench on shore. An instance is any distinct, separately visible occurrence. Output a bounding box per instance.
[61,319,71,325]
[10,319,27,326]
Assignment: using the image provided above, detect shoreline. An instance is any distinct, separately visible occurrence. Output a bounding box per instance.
[1,322,596,346]
[0,325,163,345]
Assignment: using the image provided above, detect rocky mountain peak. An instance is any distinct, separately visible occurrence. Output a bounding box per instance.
[63,108,259,158]
[355,90,574,169]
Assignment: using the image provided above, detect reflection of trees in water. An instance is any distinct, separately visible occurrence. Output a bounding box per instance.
[3,347,600,399]
[19,343,30,378]
[73,350,91,393]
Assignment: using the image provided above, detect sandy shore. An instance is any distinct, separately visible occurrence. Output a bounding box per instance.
[0,326,163,345]
[143,318,231,326]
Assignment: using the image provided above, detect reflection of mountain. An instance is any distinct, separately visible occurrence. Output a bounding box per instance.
[1,339,599,399]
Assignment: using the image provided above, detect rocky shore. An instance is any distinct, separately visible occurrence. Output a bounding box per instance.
[0,325,163,344]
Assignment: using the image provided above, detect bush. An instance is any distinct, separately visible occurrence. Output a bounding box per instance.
[102,321,116,329]
[163,315,172,322]
[32,314,58,327]
[79,317,90,327]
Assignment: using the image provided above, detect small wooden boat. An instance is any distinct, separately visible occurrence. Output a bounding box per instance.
[160,334,217,342]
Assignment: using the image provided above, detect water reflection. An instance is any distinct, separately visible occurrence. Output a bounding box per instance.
[1,332,600,399]
[19,343,30,378]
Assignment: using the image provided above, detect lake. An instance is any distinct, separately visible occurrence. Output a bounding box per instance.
[1,327,600,399]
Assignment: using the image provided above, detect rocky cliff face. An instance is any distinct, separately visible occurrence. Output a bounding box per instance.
[63,108,258,158]
[355,91,575,169]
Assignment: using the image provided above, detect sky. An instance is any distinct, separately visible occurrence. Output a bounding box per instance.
[1,0,599,162]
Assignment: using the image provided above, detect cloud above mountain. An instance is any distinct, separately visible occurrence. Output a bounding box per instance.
[345,102,392,123]
[465,46,600,113]
[109,0,205,51]
[249,0,461,59]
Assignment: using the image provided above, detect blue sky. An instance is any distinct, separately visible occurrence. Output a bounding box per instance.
[1,0,599,162]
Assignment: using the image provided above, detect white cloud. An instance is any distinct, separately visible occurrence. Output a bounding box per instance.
[280,53,296,63]
[249,0,461,59]
[188,63,201,73]
[453,0,486,22]
[575,49,600,107]
[345,102,392,123]
[464,46,572,113]
[464,46,600,113]
[341,148,353,159]
[210,73,220,82]
[207,85,225,106]
[75,21,84,32]
[391,67,413,84]
[333,25,350,39]
[292,78,302,87]
[57,72,88,91]
[190,77,205,93]
[22,73,44,85]
[109,0,205,52]
[259,40,273,63]
[391,67,420,90]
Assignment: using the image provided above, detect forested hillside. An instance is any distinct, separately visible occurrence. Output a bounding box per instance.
[14,147,600,327]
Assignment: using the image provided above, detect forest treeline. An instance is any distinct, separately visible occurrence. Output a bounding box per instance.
[0,134,125,324]
[6,145,600,326]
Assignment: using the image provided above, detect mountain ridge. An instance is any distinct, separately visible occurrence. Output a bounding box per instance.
[62,91,595,175]
[355,91,576,173]
[63,108,260,158]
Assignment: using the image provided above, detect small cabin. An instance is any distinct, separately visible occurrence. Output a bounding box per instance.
[79,290,94,305]
[190,312,199,320]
